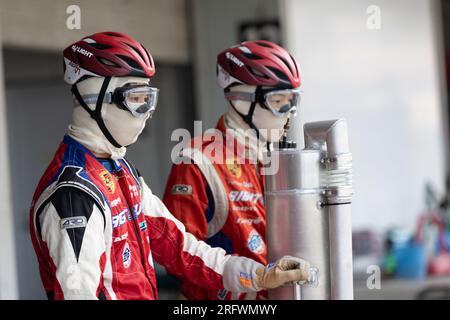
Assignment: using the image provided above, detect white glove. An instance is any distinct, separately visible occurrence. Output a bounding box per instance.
[255,256,311,289]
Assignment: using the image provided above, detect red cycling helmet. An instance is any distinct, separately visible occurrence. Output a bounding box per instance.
[217,40,301,89]
[63,31,155,84]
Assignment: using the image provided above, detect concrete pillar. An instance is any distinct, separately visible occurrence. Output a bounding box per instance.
[0,26,19,299]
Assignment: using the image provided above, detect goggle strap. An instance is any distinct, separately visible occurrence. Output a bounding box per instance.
[71,85,95,117]
[72,77,122,149]
[74,93,113,106]
[224,91,256,102]
[94,77,123,148]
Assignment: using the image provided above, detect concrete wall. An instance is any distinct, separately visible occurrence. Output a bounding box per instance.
[0,27,18,301]
[0,0,189,63]
[281,0,448,231]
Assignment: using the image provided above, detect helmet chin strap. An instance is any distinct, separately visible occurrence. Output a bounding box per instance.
[227,86,290,151]
[71,76,123,149]
[227,86,263,141]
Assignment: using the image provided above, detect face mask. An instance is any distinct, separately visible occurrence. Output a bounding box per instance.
[101,101,150,147]
[252,105,290,143]
[69,76,154,158]
[227,85,294,143]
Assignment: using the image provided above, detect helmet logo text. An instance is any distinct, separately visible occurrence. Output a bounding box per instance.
[225,52,244,67]
[72,45,93,58]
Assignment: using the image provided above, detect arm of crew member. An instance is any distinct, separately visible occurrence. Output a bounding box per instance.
[36,187,107,300]
[163,163,210,240]
[144,178,265,293]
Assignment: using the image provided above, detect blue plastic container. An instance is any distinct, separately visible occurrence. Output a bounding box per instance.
[394,241,427,279]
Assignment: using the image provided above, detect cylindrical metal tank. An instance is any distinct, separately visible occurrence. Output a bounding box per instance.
[265,149,330,299]
[264,119,353,300]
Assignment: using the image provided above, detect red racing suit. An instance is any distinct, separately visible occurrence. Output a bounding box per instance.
[163,116,267,300]
[30,135,264,300]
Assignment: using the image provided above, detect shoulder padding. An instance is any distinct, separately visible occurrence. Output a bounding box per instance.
[181,147,229,238]
[53,165,106,210]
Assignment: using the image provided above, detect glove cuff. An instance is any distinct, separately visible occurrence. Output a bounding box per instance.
[222,256,264,292]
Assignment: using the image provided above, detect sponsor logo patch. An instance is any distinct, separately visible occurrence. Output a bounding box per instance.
[247,230,265,254]
[236,216,263,224]
[113,232,128,243]
[110,197,121,208]
[171,184,193,195]
[239,272,253,288]
[60,216,87,230]
[225,158,242,178]
[229,190,262,204]
[112,209,128,228]
[123,242,131,268]
[99,170,115,194]
[129,185,140,198]
[127,204,142,221]
[232,205,256,212]
[227,179,254,188]
[139,221,147,231]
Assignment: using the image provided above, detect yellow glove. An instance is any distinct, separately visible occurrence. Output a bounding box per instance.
[256,256,311,289]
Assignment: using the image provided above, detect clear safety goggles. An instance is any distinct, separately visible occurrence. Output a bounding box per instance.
[225,88,301,117]
[112,84,159,118]
[80,84,159,118]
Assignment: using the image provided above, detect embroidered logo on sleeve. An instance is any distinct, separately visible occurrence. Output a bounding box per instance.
[60,216,87,230]
[239,272,253,288]
[171,184,193,195]
[123,242,131,268]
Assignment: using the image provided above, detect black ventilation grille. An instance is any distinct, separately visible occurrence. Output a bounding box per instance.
[97,57,120,68]
[118,55,143,71]
[247,66,268,78]
[141,43,152,61]
[267,66,289,82]
[123,42,146,62]
[87,43,113,50]
[256,42,274,48]
[274,54,292,74]
[106,32,122,37]
[290,54,299,74]
[242,52,263,60]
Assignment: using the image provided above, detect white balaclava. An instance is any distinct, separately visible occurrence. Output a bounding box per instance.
[68,76,151,160]
[225,85,292,143]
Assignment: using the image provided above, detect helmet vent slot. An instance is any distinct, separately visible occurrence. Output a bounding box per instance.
[118,55,143,71]
[290,54,299,74]
[247,66,268,79]
[123,42,146,63]
[141,44,152,61]
[106,32,122,37]
[97,57,119,67]
[256,42,274,48]
[87,43,113,50]
[267,66,289,83]
[242,52,263,60]
[274,54,293,74]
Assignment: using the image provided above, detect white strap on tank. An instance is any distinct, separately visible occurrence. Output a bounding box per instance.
[181,147,229,238]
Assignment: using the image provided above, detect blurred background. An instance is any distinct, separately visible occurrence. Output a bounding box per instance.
[1,0,450,300]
